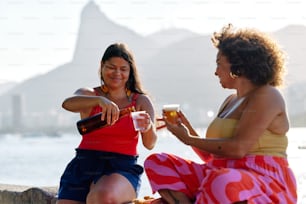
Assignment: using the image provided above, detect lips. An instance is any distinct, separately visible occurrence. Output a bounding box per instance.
[109,76,122,81]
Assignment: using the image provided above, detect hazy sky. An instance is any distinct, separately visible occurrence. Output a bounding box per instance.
[1,0,305,83]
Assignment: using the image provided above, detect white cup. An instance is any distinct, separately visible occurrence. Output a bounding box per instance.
[131,111,146,131]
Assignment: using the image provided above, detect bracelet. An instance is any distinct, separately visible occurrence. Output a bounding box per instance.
[141,120,153,133]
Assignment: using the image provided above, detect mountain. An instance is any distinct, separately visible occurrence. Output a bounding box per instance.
[273,24,306,85]
[72,1,160,63]
[0,81,17,95]
[0,2,306,131]
[0,1,158,115]
[146,28,201,47]
[273,25,306,121]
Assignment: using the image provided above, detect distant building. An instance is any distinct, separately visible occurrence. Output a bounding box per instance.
[12,94,24,130]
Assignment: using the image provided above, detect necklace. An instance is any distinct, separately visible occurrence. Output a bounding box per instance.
[100,85,132,102]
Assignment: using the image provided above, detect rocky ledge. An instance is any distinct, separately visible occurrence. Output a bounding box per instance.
[0,184,58,204]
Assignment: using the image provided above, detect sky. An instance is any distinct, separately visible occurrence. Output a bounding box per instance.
[1,0,306,83]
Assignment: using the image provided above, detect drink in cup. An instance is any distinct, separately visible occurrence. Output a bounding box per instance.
[162,104,180,124]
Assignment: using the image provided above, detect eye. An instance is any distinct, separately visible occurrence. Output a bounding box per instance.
[120,67,129,72]
[105,65,116,70]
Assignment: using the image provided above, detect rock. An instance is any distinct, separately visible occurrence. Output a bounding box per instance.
[0,184,58,204]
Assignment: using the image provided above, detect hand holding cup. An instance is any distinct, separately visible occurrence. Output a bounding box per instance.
[131,111,152,132]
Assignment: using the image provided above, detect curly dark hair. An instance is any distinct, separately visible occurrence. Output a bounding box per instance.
[211,24,286,87]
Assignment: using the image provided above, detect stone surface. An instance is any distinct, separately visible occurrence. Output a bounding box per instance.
[0,184,58,204]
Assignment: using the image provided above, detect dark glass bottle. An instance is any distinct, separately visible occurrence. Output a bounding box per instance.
[76,106,135,135]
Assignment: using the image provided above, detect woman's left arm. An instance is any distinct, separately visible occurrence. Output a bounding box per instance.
[136,94,158,150]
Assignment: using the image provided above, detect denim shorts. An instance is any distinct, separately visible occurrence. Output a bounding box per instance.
[57,148,144,202]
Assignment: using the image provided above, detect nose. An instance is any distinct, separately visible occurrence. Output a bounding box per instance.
[113,68,121,74]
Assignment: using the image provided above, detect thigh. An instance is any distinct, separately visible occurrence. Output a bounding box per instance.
[196,168,274,204]
[57,152,95,202]
[144,153,205,198]
[102,154,143,194]
[56,199,85,204]
[196,156,297,204]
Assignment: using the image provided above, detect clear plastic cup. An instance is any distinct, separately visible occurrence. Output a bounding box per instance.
[131,111,146,131]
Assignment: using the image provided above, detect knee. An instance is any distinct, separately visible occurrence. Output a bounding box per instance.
[144,153,168,169]
[86,188,118,204]
[144,153,158,168]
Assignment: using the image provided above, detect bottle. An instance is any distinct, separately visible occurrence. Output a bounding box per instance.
[76,106,135,135]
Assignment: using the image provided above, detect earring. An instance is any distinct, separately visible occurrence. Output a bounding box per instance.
[230,72,238,79]
[126,88,131,97]
[101,85,109,93]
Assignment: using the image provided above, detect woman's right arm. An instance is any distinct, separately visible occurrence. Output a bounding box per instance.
[174,111,212,162]
[62,87,120,124]
[172,94,233,162]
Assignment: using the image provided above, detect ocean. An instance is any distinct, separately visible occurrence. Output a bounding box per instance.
[0,128,305,203]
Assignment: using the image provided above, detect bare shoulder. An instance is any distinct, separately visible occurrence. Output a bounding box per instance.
[135,93,155,113]
[136,94,153,104]
[249,85,286,111]
[74,87,96,96]
[254,86,285,102]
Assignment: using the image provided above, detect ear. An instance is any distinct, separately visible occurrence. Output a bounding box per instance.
[99,62,104,81]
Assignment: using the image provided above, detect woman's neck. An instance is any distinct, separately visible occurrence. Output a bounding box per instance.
[236,79,260,98]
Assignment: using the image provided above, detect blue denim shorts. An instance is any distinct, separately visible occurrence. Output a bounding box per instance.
[57,148,144,202]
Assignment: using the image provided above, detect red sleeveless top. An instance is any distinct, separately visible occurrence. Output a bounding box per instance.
[78,91,139,156]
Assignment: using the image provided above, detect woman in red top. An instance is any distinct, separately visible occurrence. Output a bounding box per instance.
[56,43,158,204]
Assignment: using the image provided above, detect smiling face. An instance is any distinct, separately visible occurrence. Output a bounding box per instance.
[214,51,236,89]
[101,57,130,90]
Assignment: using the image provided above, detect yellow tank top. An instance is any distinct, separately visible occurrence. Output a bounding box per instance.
[206,117,288,157]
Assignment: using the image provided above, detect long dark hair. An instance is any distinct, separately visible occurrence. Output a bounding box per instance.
[100,43,145,94]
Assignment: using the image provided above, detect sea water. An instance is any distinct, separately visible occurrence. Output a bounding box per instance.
[0,128,305,203]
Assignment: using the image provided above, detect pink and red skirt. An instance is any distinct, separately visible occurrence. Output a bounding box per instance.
[144,153,297,204]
